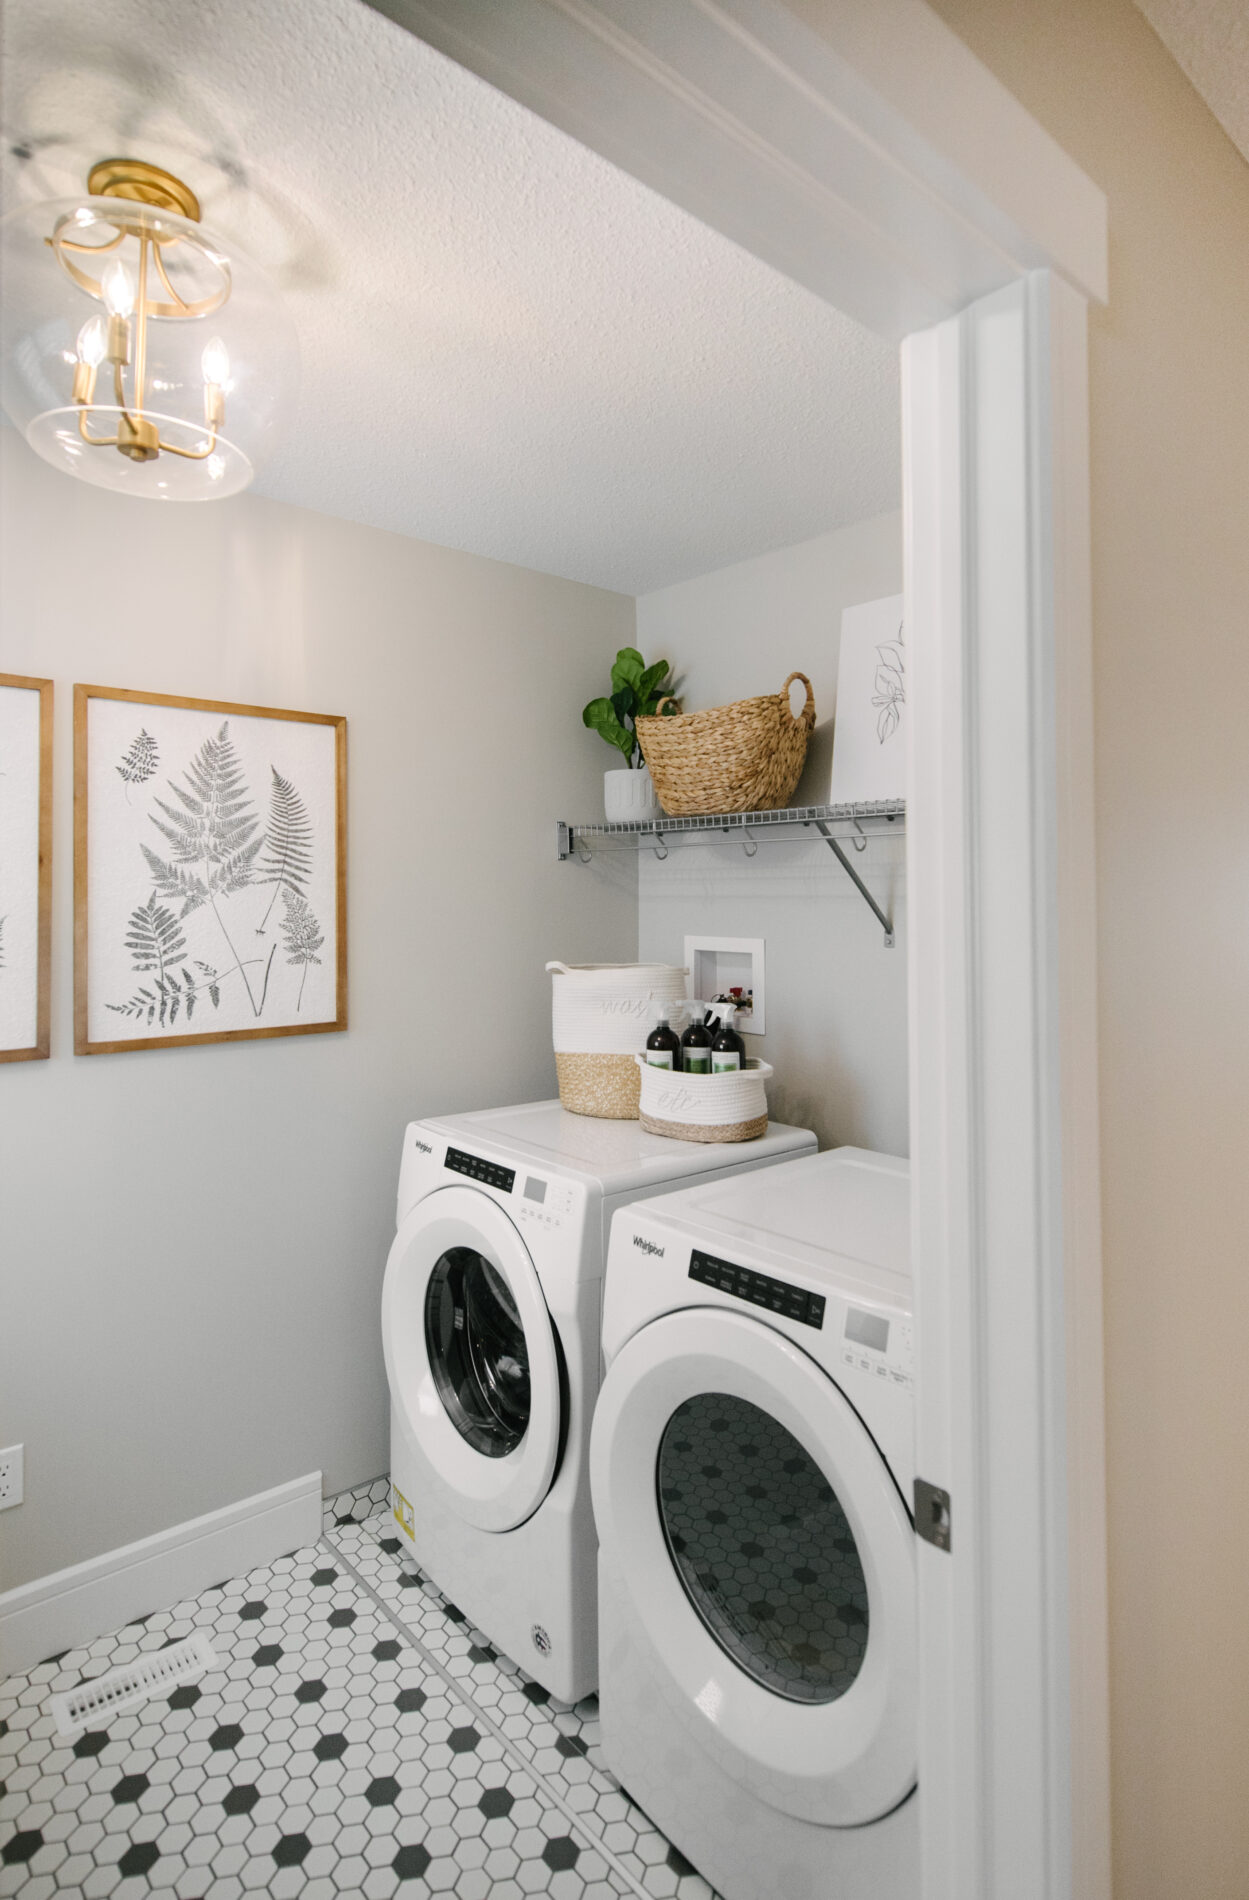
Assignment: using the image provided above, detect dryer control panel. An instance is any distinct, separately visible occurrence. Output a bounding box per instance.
[689,1248,826,1330]
[840,1303,914,1388]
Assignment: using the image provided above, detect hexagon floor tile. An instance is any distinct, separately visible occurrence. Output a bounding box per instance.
[323,1497,719,1900]
[1,1482,721,1899]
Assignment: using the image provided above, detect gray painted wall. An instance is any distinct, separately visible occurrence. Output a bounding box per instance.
[636,513,907,1155]
[0,431,637,1589]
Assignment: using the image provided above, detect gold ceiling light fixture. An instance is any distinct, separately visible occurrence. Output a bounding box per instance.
[0,157,297,501]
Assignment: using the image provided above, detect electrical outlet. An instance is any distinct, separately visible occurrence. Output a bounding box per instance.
[0,1444,24,1510]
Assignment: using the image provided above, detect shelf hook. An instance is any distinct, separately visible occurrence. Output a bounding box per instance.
[741,828,758,858]
[852,820,868,853]
[652,830,669,861]
[576,838,593,865]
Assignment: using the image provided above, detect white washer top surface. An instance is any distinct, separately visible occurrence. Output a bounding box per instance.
[417,1099,816,1195]
[628,1146,911,1304]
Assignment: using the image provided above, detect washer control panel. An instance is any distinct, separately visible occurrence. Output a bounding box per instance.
[445,1146,515,1193]
[515,1174,576,1231]
[688,1248,826,1331]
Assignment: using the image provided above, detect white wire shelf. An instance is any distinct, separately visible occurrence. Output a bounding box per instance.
[556,799,906,946]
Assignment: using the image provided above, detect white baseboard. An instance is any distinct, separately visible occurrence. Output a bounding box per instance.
[0,1472,322,1679]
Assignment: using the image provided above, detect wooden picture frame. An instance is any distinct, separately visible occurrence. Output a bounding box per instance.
[0,674,53,1063]
[74,685,347,1055]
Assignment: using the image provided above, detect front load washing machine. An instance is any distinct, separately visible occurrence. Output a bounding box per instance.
[381,1099,816,1703]
[591,1146,918,1899]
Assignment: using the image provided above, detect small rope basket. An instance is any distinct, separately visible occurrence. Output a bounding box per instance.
[636,1056,772,1142]
[635,673,816,816]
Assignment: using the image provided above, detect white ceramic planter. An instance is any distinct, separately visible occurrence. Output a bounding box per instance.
[604,765,659,823]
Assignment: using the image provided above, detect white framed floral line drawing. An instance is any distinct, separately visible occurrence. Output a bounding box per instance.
[0,674,53,1063]
[828,594,907,806]
[75,685,346,1055]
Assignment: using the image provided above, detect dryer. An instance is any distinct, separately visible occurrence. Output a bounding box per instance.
[591,1146,918,1899]
[381,1100,816,1704]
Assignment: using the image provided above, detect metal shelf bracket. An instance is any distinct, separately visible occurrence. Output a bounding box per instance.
[814,820,895,947]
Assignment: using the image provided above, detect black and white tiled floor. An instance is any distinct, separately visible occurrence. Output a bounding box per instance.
[0,1480,718,1898]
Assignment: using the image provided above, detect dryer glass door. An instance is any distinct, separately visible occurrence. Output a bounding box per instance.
[591,1306,917,1827]
[658,1392,869,1705]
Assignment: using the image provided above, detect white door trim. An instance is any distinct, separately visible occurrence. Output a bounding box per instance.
[903,271,1108,1900]
[365,0,1106,340]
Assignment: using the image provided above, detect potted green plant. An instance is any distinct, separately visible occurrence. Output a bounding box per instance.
[582,647,679,821]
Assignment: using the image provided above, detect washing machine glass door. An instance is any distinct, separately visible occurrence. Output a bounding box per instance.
[383,1185,561,1532]
[591,1306,916,1827]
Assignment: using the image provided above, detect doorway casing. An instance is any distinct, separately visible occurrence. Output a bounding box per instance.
[367,5,1111,1897]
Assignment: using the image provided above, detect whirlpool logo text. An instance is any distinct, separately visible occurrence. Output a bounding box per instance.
[632,1235,665,1258]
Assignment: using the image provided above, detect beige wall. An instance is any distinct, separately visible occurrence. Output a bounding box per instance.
[923,5,1249,1895]
[0,430,636,1591]
[637,513,908,1155]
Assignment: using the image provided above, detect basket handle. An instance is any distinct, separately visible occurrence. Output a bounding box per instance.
[545,962,571,974]
[651,696,680,717]
[781,672,816,731]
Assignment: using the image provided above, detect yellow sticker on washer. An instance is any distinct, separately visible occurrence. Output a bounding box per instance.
[392,1485,415,1539]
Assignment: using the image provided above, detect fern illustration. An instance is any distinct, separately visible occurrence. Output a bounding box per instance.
[107,957,228,1030]
[109,894,219,1028]
[280,887,324,1012]
[143,721,268,1016]
[871,620,906,745]
[256,768,314,933]
[124,892,187,974]
[138,849,209,919]
[116,729,159,801]
[148,722,260,879]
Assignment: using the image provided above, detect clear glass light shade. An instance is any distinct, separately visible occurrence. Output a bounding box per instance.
[0,194,297,500]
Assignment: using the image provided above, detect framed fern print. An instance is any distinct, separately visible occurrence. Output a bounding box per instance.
[0,674,53,1063]
[74,686,346,1055]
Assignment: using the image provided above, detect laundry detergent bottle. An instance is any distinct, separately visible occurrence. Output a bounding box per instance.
[711,1002,746,1073]
[646,1007,683,1071]
[680,1007,713,1075]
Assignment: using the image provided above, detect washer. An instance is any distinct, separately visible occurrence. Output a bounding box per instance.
[381,1099,816,1704]
[591,1146,918,1899]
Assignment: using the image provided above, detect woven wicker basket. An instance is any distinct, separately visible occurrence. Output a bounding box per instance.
[635,672,816,816]
[555,1052,641,1120]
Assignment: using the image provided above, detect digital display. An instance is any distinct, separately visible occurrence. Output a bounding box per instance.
[524,1177,547,1204]
[845,1308,889,1353]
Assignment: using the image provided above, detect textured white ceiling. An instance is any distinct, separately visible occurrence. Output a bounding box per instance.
[0,0,900,595]
[1135,0,1249,167]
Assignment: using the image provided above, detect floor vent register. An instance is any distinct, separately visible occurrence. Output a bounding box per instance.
[49,1632,218,1736]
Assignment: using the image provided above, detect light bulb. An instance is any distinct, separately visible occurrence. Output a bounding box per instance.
[101,258,135,318]
[201,336,230,387]
[77,315,107,368]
